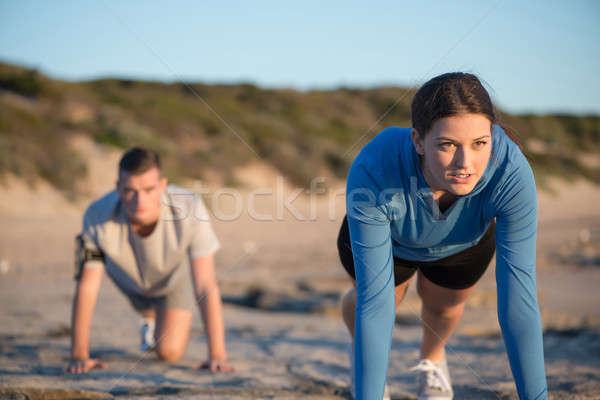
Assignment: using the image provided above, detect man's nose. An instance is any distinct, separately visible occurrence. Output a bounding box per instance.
[130,191,140,205]
[136,191,147,204]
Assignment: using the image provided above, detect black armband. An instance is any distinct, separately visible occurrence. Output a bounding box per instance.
[74,234,104,281]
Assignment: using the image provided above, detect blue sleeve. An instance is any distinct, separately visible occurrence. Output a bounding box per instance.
[494,160,548,399]
[346,163,395,400]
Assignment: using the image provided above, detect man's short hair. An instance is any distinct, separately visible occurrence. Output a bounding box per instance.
[119,147,161,177]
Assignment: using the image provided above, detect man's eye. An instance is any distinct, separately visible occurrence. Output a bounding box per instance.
[439,142,454,149]
[474,141,488,147]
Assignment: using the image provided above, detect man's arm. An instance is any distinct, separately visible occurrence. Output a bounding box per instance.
[190,254,232,371]
[65,266,107,373]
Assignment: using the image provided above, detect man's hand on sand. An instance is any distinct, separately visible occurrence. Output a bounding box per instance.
[64,357,107,374]
[195,358,235,373]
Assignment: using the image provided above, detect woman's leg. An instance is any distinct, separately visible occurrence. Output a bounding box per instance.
[341,286,357,337]
[342,278,412,338]
[417,271,476,361]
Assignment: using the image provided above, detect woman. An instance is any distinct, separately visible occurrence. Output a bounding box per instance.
[338,72,547,399]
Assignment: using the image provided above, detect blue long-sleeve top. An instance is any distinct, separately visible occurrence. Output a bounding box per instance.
[346,125,547,399]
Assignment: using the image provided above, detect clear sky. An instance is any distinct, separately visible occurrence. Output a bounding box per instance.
[0,0,598,114]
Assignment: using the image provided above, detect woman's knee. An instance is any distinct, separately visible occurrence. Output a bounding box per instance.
[422,300,466,319]
[417,276,471,317]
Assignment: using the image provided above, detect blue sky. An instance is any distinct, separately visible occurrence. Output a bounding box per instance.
[0,0,598,114]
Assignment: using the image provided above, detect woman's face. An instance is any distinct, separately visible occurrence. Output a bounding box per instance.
[411,113,492,200]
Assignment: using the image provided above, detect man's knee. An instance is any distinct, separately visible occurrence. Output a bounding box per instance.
[156,342,185,362]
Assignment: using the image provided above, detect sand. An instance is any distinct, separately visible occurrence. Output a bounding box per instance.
[1,142,600,399]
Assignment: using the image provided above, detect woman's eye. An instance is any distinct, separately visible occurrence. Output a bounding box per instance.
[474,141,488,147]
[439,142,454,149]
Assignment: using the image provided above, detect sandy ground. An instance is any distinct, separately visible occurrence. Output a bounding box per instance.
[1,142,600,399]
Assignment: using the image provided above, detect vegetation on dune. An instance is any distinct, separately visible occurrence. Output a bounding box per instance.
[0,61,598,196]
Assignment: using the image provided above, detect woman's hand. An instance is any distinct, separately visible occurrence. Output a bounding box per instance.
[195,358,235,373]
[64,357,107,374]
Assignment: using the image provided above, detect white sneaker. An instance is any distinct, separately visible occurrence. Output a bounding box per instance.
[140,318,156,352]
[410,358,453,400]
[347,343,390,400]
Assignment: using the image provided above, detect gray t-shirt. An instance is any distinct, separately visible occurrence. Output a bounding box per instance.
[80,185,220,297]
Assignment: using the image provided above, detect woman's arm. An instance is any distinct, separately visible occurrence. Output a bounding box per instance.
[346,163,395,400]
[495,161,548,399]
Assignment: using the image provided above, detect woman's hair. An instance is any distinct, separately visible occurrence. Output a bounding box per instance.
[410,72,523,151]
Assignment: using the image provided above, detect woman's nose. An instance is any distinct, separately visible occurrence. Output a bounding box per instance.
[454,147,472,169]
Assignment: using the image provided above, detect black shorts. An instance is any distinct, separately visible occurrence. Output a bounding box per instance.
[337,215,496,290]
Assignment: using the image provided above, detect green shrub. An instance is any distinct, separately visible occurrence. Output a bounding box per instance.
[0,69,43,97]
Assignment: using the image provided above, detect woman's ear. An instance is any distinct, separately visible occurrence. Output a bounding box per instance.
[411,128,425,155]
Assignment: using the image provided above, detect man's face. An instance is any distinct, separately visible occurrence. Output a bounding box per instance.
[117,167,167,226]
[411,113,492,199]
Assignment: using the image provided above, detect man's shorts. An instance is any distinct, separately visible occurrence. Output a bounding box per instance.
[120,276,196,312]
[337,215,496,290]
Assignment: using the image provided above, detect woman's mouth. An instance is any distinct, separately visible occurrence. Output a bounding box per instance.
[450,173,473,183]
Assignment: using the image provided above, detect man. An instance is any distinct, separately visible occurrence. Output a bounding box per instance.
[65,147,233,374]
